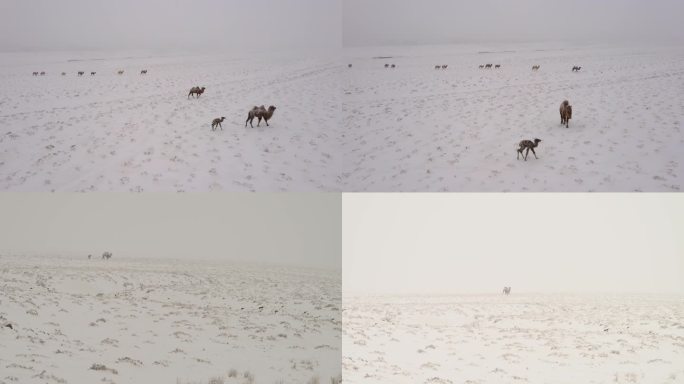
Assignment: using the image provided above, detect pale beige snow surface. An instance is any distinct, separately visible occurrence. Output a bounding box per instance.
[343,294,684,384]
[0,255,341,384]
[341,44,684,191]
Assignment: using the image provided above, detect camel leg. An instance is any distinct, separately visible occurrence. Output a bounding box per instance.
[219,123,223,130]
[257,116,262,127]
[524,148,530,161]
[530,148,538,159]
[265,118,269,127]
[517,149,521,160]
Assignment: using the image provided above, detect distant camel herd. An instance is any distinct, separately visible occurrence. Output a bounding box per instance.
[184,86,277,130]
[345,63,583,72]
[33,69,149,76]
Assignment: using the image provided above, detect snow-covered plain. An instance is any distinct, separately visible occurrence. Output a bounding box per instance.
[341,44,684,191]
[343,294,684,384]
[0,51,342,192]
[0,255,341,384]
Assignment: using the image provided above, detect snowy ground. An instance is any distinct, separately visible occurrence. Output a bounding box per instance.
[0,254,341,384]
[0,51,342,192]
[343,294,684,384]
[341,44,684,191]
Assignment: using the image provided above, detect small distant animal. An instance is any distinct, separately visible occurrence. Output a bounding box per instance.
[503,286,511,295]
[140,69,148,75]
[88,254,92,260]
[384,64,389,68]
[40,71,46,76]
[517,138,542,161]
[77,71,85,76]
[479,65,485,69]
[90,72,96,76]
[572,66,582,72]
[559,100,572,128]
[391,64,396,68]
[435,65,441,70]
[211,117,225,131]
[188,86,206,99]
[532,65,540,71]
[441,65,448,69]
[117,70,124,75]
[61,72,66,76]
[32,72,39,76]
[494,64,501,69]
[102,251,112,260]
[348,64,352,68]
[245,105,277,128]
[485,64,493,69]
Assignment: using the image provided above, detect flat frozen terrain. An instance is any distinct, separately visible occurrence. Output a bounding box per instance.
[0,255,341,384]
[344,294,684,384]
[342,44,684,191]
[0,51,341,192]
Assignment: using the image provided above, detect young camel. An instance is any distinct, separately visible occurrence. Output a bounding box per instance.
[245,105,277,128]
[559,100,572,128]
[211,117,225,131]
[188,86,206,99]
[517,139,542,161]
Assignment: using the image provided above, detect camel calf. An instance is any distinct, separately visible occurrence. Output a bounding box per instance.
[211,117,225,131]
[517,138,542,161]
[245,105,277,128]
[560,100,572,128]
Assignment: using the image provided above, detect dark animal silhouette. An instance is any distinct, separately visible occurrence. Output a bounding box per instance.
[503,286,511,295]
[435,65,441,70]
[495,64,501,69]
[188,86,206,99]
[479,65,485,69]
[140,69,148,75]
[532,65,540,71]
[391,64,396,68]
[32,72,39,76]
[102,251,112,260]
[117,70,124,75]
[40,72,46,76]
[90,72,96,76]
[78,71,85,76]
[485,64,493,69]
[384,64,389,68]
[61,72,66,76]
[348,64,352,68]
[560,100,572,128]
[441,65,448,69]
[245,105,277,128]
[572,66,582,72]
[517,139,542,161]
[211,117,225,131]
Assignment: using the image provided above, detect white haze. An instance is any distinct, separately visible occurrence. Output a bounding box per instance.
[0,0,342,53]
[343,0,684,47]
[0,194,341,269]
[343,194,684,295]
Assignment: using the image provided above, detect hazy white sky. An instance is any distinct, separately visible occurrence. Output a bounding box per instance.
[344,0,684,47]
[344,194,684,295]
[0,194,340,269]
[0,0,341,52]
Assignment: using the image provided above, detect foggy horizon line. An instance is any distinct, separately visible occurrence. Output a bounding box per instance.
[0,252,341,271]
[344,291,684,297]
